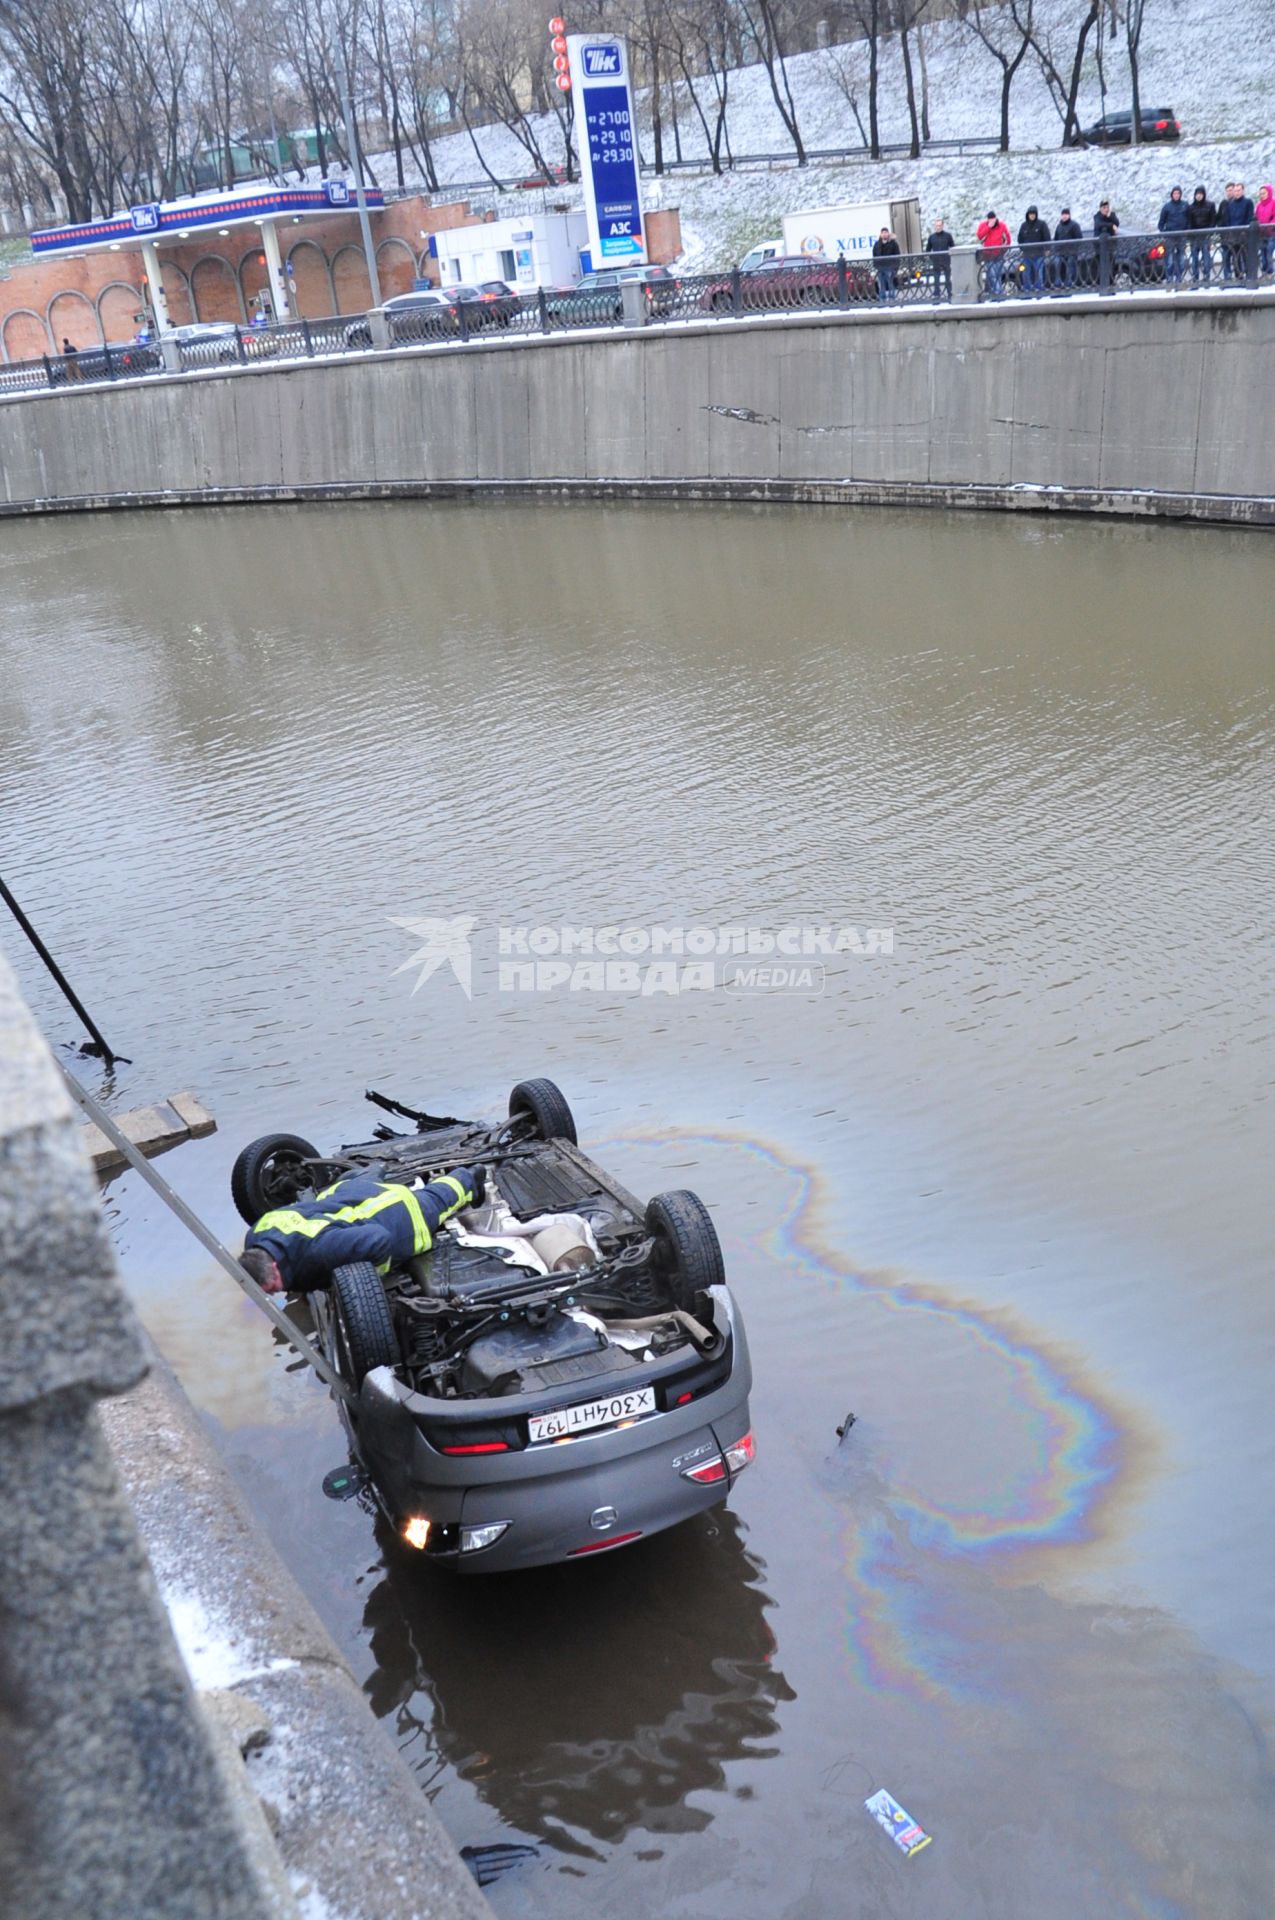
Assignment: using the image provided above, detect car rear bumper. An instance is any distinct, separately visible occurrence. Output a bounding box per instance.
[351,1289,753,1571]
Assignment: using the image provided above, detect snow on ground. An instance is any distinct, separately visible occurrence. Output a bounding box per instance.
[356,0,1275,267]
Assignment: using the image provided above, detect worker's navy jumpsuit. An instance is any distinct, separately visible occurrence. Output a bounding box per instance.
[246,1169,481,1290]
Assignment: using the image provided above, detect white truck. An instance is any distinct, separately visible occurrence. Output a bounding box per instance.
[739,198,922,270]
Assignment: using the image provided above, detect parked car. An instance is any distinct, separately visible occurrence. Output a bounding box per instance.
[171,321,241,365]
[550,264,680,322]
[344,289,460,348]
[49,338,162,384]
[700,254,876,314]
[1071,106,1180,145]
[471,278,523,324]
[995,233,1168,296]
[437,282,523,329]
[230,1078,755,1573]
[738,238,784,272]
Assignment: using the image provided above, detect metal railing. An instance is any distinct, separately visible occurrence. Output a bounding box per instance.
[0,338,163,394]
[5,226,1273,405]
[978,224,1272,299]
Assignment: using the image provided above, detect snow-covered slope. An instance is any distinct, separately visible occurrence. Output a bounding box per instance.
[365,0,1274,267]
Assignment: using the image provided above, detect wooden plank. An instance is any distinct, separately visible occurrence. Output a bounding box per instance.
[80,1091,218,1176]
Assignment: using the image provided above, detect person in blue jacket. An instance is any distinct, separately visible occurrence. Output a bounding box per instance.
[1217,180,1255,280]
[1157,186,1190,281]
[241,1165,485,1293]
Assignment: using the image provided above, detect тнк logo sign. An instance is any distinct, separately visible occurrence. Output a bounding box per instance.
[582,42,623,75]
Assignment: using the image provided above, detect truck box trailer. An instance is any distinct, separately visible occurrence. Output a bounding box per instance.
[780,198,922,260]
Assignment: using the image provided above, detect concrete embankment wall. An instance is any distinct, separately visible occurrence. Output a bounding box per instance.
[1,293,1273,525]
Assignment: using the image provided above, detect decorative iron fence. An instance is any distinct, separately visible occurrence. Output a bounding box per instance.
[5,226,1273,402]
[978,225,1272,299]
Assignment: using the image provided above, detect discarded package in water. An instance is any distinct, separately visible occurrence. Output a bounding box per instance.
[864,1788,933,1857]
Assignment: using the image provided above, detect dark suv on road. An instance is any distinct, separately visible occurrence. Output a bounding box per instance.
[1072,106,1180,145]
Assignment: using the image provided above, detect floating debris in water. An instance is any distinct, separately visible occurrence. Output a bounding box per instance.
[864,1788,933,1858]
[460,1843,540,1887]
[836,1410,857,1440]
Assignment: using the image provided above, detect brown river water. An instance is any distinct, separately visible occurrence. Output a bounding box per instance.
[2,500,1274,1918]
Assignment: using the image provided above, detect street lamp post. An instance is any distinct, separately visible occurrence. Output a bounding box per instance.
[338,44,383,312]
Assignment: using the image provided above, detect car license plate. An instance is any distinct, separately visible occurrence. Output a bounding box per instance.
[529,1387,656,1444]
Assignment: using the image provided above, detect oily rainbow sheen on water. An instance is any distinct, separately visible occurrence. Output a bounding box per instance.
[595,1128,1128,1698]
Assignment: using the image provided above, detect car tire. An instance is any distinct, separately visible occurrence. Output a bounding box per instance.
[645,1189,725,1313]
[330,1261,400,1384]
[710,290,732,312]
[231,1132,320,1225]
[509,1077,578,1144]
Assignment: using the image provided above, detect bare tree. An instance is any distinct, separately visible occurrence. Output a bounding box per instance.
[826,40,870,149]
[845,0,882,157]
[1029,0,1099,147]
[964,0,1034,153]
[0,1,101,219]
[737,0,806,164]
[1125,0,1148,143]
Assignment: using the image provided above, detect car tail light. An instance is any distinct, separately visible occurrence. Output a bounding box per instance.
[682,1455,727,1484]
[460,1521,510,1553]
[1151,244,1165,259]
[724,1431,756,1474]
[569,1529,643,1555]
[442,1441,509,1455]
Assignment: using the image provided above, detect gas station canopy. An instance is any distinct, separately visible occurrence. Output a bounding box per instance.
[30,181,386,331]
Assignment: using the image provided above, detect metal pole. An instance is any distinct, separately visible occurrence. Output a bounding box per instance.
[338,43,383,311]
[57,1060,355,1404]
[0,874,126,1067]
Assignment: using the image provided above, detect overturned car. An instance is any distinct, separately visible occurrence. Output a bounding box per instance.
[231,1079,754,1572]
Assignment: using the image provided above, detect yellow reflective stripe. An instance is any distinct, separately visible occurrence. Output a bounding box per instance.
[324,1188,405,1227]
[436,1174,469,1205]
[397,1186,430,1255]
[254,1207,330,1239]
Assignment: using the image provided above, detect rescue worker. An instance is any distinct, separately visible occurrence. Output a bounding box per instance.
[240,1165,485,1294]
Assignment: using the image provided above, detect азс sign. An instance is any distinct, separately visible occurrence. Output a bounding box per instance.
[566,34,646,265]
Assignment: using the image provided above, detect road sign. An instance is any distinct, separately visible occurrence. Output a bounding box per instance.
[567,34,646,266]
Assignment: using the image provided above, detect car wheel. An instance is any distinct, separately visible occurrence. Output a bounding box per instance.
[645,1189,725,1314]
[710,290,732,312]
[330,1261,400,1384]
[231,1132,320,1225]
[509,1077,578,1144]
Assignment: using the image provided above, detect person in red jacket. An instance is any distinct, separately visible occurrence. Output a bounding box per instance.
[976,209,1011,297]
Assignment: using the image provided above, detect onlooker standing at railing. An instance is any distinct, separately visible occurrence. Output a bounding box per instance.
[873,227,902,303]
[1017,206,1051,293]
[924,217,955,303]
[1158,185,1190,282]
[976,210,1012,297]
[1052,207,1082,289]
[1187,184,1217,282]
[1093,199,1120,239]
[1217,181,1255,280]
[1256,185,1275,274]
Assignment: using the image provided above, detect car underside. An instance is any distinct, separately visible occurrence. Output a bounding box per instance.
[231,1079,754,1572]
